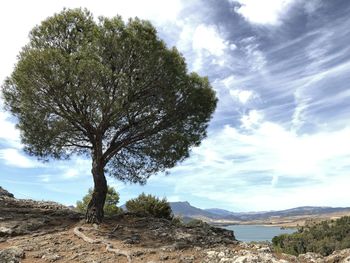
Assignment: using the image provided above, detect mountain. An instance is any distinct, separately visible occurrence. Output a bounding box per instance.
[204,208,236,217]
[170,202,350,223]
[170,201,219,219]
[235,206,350,220]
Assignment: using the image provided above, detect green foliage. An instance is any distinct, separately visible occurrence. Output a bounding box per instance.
[186,218,207,228]
[76,186,122,216]
[125,193,172,219]
[272,216,350,256]
[2,8,217,185]
[171,216,184,226]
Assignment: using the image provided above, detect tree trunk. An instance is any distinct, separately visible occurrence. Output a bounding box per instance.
[86,159,107,224]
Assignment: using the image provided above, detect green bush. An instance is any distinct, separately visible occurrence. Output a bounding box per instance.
[272,216,350,256]
[186,218,208,228]
[171,216,184,226]
[125,193,173,219]
[76,186,122,216]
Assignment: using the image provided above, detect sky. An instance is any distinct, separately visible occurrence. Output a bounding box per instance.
[1,0,350,212]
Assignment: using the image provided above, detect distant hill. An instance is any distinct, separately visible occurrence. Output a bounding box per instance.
[237,206,350,221]
[169,202,350,222]
[170,201,220,219]
[204,208,236,217]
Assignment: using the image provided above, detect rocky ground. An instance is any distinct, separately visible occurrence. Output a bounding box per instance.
[1,187,350,263]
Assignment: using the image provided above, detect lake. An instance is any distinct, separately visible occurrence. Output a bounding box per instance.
[223,225,297,242]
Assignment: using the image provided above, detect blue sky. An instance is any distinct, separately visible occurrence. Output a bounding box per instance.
[1,0,350,211]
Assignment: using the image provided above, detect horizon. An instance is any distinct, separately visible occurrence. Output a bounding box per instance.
[170,201,350,213]
[1,0,350,212]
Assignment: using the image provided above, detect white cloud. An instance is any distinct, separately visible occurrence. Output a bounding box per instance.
[170,195,183,202]
[176,22,230,71]
[230,89,254,104]
[229,43,237,50]
[162,120,350,211]
[38,174,51,183]
[192,24,227,57]
[240,109,263,129]
[0,110,21,148]
[303,0,323,14]
[0,148,44,168]
[59,158,91,179]
[234,0,296,25]
[62,169,80,179]
[243,39,267,72]
[194,175,350,211]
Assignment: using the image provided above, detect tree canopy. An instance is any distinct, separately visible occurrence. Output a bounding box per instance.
[2,8,217,223]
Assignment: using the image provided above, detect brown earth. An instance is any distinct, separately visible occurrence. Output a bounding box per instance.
[1,189,350,263]
[0,193,235,263]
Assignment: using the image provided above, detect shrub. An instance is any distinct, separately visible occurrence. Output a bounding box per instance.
[76,186,122,216]
[125,193,172,219]
[186,218,208,228]
[171,216,184,226]
[272,216,350,256]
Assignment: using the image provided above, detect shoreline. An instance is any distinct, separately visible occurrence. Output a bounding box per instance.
[211,222,299,229]
[203,211,350,229]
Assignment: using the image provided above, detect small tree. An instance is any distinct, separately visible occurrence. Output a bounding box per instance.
[76,185,122,216]
[2,9,217,223]
[126,193,172,219]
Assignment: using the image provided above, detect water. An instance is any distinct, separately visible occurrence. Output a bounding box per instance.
[223,225,297,242]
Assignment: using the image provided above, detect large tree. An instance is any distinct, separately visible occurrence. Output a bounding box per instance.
[2,9,217,223]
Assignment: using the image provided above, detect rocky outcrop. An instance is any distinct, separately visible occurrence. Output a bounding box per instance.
[323,248,350,263]
[1,187,350,262]
[103,212,236,249]
[0,187,82,238]
[204,243,288,263]
[0,186,14,198]
[203,243,350,263]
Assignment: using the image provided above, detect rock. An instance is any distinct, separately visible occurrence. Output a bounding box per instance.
[159,254,169,260]
[211,227,235,240]
[174,241,190,250]
[257,247,271,253]
[342,256,350,262]
[0,246,25,263]
[0,187,14,198]
[203,246,299,263]
[123,234,141,244]
[324,248,350,263]
[207,250,219,258]
[0,226,14,236]
[32,251,46,258]
[0,194,81,239]
[180,255,195,263]
[132,250,144,257]
[298,252,323,262]
[42,253,62,262]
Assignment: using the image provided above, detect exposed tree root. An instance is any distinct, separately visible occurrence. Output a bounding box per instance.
[73,227,102,244]
[73,227,132,263]
[106,243,132,262]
